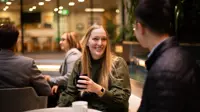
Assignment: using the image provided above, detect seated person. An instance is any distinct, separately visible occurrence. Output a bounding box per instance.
[0,24,51,96]
[57,25,131,112]
[44,32,82,107]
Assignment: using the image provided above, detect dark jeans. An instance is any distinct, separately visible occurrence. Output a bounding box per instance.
[47,85,66,108]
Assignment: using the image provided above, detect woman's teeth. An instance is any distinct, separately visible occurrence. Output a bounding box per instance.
[96,47,102,51]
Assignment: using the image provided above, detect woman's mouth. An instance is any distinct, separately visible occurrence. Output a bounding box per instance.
[95,47,103,52]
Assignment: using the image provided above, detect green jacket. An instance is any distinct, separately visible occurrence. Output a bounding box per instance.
[57,56,131,112]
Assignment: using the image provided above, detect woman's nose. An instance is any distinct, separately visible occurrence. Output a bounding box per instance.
[97,39,102,45]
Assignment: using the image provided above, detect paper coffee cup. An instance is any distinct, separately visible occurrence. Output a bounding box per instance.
[72,101,88,112]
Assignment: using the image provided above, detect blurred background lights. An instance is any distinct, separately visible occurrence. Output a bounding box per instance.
[38,2,44,6]
[32,6,36,9]
[6,2,11,5]
[29,8,33,12]
[62,9,69,15]
[54,8,58,12]
[116,9,119,13]
[78,0,84,2]
[69,2,75,6]
[59,6,63,9]
[58,10,62,14]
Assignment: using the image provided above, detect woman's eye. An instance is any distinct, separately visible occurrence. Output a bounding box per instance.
[60,38,66,41]
[102,38,107,41]
[93,38,98,41]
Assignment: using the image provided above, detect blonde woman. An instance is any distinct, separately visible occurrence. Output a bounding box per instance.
[57,25,131,112]
[44,32,82,107]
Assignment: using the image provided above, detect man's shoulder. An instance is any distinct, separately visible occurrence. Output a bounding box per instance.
[152,46,195,72]
[14,54,34,62]
[161,46,193,63]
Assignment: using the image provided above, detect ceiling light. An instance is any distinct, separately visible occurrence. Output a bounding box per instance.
[29,8,33,12]
[5,6,9,9]
[3,8,7,11]
[68,2,75,6]
[78,0,84,2]
[3,6,9,11]
[85,8,105,12]
[116,9,119,13]
[38,2,44,6]
[59,6,63,9]
[32,6,36,9]
[54,8,58,12]
[45,0,51,1]
[58,10,62,14]
[6,2,12,5]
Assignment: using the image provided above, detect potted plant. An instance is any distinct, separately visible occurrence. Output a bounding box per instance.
[124,0,139,41]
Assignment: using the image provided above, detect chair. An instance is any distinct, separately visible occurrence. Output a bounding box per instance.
[0,87,47,112]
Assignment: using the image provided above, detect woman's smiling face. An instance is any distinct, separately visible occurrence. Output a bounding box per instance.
[87,28,107,60]
[59,33,69,52]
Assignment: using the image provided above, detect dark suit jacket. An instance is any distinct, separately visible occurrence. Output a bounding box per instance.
[0,49,51,96]
[138,37,200,112]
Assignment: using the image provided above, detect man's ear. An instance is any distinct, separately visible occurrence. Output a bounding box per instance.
[137,22,145,35]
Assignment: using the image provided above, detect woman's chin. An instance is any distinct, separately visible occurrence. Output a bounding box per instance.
[94,54,104,59]
[60,47,65,51]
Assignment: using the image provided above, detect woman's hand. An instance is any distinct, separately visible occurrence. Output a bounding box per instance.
[51,85,58,94]
[43,75,51,81]
[76,76,102,94]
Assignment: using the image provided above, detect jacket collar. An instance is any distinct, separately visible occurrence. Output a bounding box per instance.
[145,36,179,71]
[0,49,15,56]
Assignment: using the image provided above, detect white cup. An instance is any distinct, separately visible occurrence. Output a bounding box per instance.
[72,101,88,112]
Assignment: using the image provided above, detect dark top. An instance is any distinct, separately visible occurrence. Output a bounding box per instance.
[138,37,200,112]
[58,56,131,112]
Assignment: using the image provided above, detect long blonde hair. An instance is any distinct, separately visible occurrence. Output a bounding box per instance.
[81,25,113,89]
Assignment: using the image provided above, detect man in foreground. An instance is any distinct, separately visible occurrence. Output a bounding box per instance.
[134,0,200,111]
[0,24,51,96]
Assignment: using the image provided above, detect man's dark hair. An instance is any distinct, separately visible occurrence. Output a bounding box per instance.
[0,24,19,49]
[135,0,173,35]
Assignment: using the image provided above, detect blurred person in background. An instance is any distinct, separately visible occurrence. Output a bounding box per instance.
[44,32,82,107]
[0,24,51,96]
[134,0,200,111]
[57,25,131,112]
